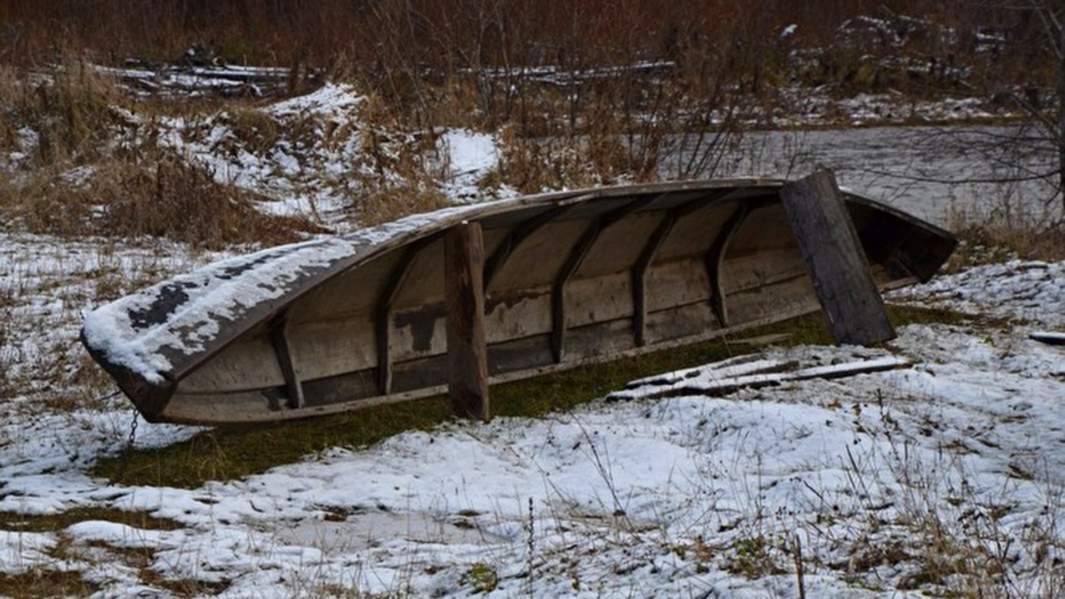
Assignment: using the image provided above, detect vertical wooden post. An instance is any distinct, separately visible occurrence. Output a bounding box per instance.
[269,314,304,410]
[780,169,896,346]
[445,221,490,421]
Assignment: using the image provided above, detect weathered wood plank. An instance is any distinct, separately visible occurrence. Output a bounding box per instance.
[779,170,896,345]
[162,293,836,424]
[632,213,676,347]
[268,315,304,409]
[552,197,655,362]
[705,205,748,327]
[1030,331,1065,346]
[444,222,490,421]
[374,237,434,395]
[552,221,600,363]
[629,194,721,346]
[610,355,910,401]
[484,205,571,291]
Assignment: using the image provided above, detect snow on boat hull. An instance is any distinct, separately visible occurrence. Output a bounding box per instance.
[81,179,956,425]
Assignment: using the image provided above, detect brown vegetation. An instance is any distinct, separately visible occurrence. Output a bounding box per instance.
[0,506,183,532]
[0,2,1049,86]
[0,1,1061,237]
[0,570,98,599]
[0,156,319,249]
[953,223,1065,264]
[0,58,128,165]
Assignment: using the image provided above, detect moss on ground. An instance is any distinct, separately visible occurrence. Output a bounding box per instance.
[93,305,966,489]
[461,562,499,593]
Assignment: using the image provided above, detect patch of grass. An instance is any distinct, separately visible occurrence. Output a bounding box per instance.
[94,306,962,489]
[0,506,183,533]
[0,58,125,166]
[86,540,158,569]
[2,155,320,249]
[887,304,971,328]
[139,573,231,598]
[226,107,282,154]
[841,540,911,572]
[948,223,1065,267]
[725,536,785,579]
[0,570,99,599]
[672,537,715,572]
[353,180,450,227]
[461,563,498,594]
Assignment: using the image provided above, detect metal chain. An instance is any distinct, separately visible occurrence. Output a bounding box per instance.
[126,409,139,449]
[113,409,140,482]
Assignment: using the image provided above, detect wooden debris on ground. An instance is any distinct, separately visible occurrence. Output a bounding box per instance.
[94,55,323,99]
[1030,331,1065,346]
[608,351,911,401]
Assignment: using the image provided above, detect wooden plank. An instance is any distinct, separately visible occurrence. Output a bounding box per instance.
[1030,331,1065,346]
[632,213,676,347]
[374,237,434,395]
[268,315,304,409]
[612,355,911,401]
[552,221,600,363]
[779,169,896,345]
[551,196,655,363]
[705,205,748,327]
[630,194,727,346]
[444,222,490,421]
[484,205,571,291]
[162,298,832,425]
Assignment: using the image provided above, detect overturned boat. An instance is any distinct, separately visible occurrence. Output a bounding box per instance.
[81,179,956,425]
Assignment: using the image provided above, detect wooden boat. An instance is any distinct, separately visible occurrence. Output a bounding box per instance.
[81,179,956,425]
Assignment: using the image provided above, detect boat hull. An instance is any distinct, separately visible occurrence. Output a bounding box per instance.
[81,179,956,424]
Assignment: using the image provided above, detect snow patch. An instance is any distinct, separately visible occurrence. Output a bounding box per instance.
[889,259,1065,327]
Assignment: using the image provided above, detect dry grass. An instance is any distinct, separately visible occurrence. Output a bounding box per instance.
[496,125,637,194]
[139,573,231,598]
[799,392,1065,597]
[0,59,127,166]
[952,223,1065,264]
[0,570,99,598]
[0,507,183,533]
[353,182,449,227]
[346,93,452,225]
[225,106,283,154]
[0,57,319,249]
[1,155,319,250]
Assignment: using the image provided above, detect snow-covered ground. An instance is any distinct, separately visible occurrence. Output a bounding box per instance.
[2,79,1063,597]
[1,233,1063,596]
[146,83,511,228]
[888,260,1065,328]
[0,234,229,409]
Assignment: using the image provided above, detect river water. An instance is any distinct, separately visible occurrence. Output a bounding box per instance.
[668,125,1059,227]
